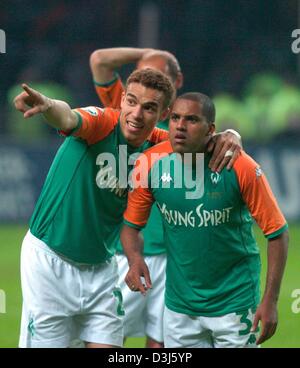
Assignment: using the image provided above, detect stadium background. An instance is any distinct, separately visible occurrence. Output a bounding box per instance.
[0,0,299,348]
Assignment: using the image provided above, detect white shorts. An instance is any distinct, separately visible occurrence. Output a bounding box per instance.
[19,231,124,348]
[164,306,259,348]
[116,253,166,343]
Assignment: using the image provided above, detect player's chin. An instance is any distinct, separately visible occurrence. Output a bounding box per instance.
[174,147,188,156]
[123,129,150,146]
[171,141,187,153]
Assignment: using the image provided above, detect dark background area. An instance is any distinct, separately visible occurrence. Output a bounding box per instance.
[0,1,298,111]
[0,1,299,148]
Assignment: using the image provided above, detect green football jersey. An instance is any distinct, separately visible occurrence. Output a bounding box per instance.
[124,140,288,316]
[115,118,168,256]
[30,107,168,264]
[94,75,168,256]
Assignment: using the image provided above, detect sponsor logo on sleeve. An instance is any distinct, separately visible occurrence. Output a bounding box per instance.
[82,106,102,116]
[255,167,263,177]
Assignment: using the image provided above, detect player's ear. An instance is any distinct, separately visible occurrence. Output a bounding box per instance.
[120,91,126,108]
[203,123,216,147]
[175,72,184,90]
[160,107,170,121]
[208,123,216,136]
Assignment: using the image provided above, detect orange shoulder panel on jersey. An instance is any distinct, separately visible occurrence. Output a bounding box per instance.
[124,140,173,228]
[148,127,169,144]
[94,76,124,109]
[233,150,287,237]
[72,107,120,145]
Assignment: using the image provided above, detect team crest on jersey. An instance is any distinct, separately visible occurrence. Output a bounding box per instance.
[211,172,221,185]
[255,167,262,177]
[82,106,101,116]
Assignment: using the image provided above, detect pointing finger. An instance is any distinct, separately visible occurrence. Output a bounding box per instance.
[22,83,37,97]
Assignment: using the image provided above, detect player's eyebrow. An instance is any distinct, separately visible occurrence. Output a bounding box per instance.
[126,93,138,100]
[127,93,159,108]
[185,114,201,120]
[142,101,159,109]
[171,112,202,121]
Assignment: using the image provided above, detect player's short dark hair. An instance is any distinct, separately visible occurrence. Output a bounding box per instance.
[177,92,216,124]
[126,68,175,110]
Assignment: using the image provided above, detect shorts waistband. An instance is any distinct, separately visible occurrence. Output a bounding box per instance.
[26,231,112,269]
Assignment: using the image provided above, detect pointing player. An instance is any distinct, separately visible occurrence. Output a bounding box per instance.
[14,68,173,348]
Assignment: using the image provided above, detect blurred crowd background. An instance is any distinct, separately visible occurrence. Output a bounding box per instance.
[0,0,299,143]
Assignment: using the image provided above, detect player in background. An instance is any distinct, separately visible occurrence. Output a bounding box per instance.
[90,47,241,163]
[121,92,289,348]
[90,47,242,347]
[14,68,174,348]
[90,48,183,130]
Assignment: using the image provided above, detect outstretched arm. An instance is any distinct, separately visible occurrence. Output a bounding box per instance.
[14,84,78,132]
[120,224,152,295]
[89,47,153,84]
[252,231,289,345]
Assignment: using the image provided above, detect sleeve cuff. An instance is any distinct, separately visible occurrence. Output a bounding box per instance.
[265,223,288,239]
[123,219,144,230]
[93,72,119,87]
[58,111,82,137]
